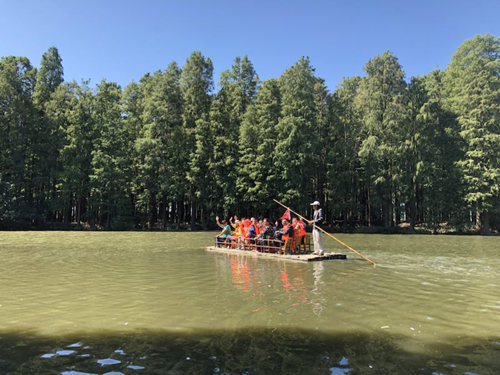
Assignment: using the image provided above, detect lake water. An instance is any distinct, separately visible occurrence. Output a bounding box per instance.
[0,231,499,374]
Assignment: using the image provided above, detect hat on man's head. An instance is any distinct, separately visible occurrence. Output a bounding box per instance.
[310,200,321,206]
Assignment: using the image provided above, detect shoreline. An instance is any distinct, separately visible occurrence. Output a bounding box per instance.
[0,226,496,236]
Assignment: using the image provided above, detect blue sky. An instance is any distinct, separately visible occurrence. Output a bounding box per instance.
[0,0,498,91]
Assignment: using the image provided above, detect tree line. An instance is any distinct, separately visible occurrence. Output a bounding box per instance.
[0,34,498,233]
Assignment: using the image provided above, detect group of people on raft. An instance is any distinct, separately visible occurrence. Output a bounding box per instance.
[215,201,325,255]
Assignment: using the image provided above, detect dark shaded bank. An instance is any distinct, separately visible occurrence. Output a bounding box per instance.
[1,328,499,375]
[0,220,498,235]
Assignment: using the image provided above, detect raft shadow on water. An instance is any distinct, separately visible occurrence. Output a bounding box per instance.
[0,328,498,374]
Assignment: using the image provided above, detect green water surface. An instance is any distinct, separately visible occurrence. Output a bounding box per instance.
[0,231,499,374]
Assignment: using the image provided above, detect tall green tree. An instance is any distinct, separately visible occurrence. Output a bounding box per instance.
[135,63,183,228]
[237,79,282,214]
[155,63,184,228]
[312,77,330,213]
[44,82,78,223]
[403,76,431,230]
[444,34,500,234]
[328,76,363,227]
[356,51,408,228]
[90,80,132,229]
[275,57,319,210]
[213,56,259,215]
[403,72,464,231]
[0,56,36,225]
[32,47,64,222]
[219,55,259,119]
[181,52,214,227]
[122,80,144,225]
[190,114,216,225]
[59,81,95,226]
[33,47,64,105]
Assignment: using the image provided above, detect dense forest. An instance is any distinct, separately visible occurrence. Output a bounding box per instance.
[0,34,498,233]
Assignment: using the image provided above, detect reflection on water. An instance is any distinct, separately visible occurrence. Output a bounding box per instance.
[312,261,326,317]
[0,231,499,374]
[225,254,312,310]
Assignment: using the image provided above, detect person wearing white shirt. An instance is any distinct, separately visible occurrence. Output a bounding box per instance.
[310,200,324,255]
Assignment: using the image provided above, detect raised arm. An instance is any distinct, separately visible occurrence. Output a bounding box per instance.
[215,216,224,229]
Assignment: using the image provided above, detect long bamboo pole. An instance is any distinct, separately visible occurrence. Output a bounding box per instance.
[273,199,376,266]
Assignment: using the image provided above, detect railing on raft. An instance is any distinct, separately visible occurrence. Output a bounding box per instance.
[214,234,311,255]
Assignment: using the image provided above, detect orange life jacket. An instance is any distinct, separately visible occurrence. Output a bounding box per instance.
[282,224,291,241]
[242,224,249,239]
[252,221,260,235]
[296,221,306,237]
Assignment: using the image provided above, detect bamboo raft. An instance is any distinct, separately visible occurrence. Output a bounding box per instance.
[208,199,375,266]
[206,245,347,263]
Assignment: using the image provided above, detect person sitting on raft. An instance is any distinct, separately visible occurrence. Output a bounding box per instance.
[257,219,264,231]
[274,219,294,243]
[248,217,260,240]
[292,217,307,250]
[242,217,260,250]
[256,218,274,251]
[229,215,236,228]
[229,219,243,248]
[215,216,232,247]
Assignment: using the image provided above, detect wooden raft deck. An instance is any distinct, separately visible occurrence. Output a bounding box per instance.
[205,246,347,262]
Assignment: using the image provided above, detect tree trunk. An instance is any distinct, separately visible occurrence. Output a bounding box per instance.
[178,199,185,228]
[76,196,82,228]
[366,186,371,227]
[380,184,391,229]
[189,187,196,230]
[383,198,390,229]
[170,201,176,226]
[63,196,71,225]
[201,207,206,229]
[148,194,157,230]
[161,194,168,230]
[477,210,491,235]
[394,193,400,226]
[106,210,111,230]
[409,181,417,231]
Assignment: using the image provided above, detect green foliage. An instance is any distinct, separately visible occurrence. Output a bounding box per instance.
[406,71,464,229]
[182,52,214,226]
[327,76,363,226]
[90,80,132,229]
[59,82,95,226]
[237,79,281,214]
[212,56,259,213]
[444,34,500,233]
[133,63,183,228]
[33,47,63,106]
[31,47,65,223]
[0,36,498,233]
[356,51,408,228]
[275,57,318,208]
[0,56,36,225]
